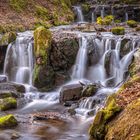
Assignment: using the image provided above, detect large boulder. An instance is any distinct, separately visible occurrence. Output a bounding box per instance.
[33,28,79,91]
[60,84,83,103]
[0,82,25,93]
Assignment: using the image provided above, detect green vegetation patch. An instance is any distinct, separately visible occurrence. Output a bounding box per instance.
[10,0,28,12]
[127,20,138,28]
[0,115,18,128]
[97,15,114,25]
[0,97,17,111]
[111,26,125,35]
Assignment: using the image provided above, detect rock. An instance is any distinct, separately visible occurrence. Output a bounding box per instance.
[120,38,132,58]
[11,132,20,139]
[0,32,16,47]
[0,82,25,93]
[60,84,83,103]
[129,48,140,77]
[89,94,122,140]
[67,108,76,115]
[0,75,7,83]
[0,115,18,128]
[0,90,19,99]
[82,83,99,97]
[0,97,17,111]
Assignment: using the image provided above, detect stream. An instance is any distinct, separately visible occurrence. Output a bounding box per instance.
[0,7,140,140]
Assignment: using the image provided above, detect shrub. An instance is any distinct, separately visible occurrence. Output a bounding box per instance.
[97,15,114,25]
[111,26,125,35]
[127,20,138,28]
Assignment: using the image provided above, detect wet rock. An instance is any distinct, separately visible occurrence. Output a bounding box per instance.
[0,115,18,128]
[120,38,132,58]
[0,82,25,93]
[11,132,20,139]
[67,108,76,115]
[0,75,7,83]
[0,90,19,99]
[82,83,99,97]
[0,97,17,111]
[60,84,83,103]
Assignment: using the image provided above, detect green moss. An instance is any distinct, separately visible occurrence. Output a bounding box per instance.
[127,20,138,28]
[10,0,28,12]
[135,26,140,31]
[111,26,125,35]
[97,15,114,25]
[82,3,90,13]
[0,97,17,111]
[115,19,121,23]
[0,115,18,128]
[34,26,52,64]
[89,94,121,140]
[0,32,16,46]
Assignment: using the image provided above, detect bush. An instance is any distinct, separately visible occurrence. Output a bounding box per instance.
[127,20,138,28]
[97,15,114,25]
[111,26,125,35]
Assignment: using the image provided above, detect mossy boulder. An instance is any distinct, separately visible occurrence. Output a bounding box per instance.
[34,26,52,64]
[127,20,138,28]
[111,27,125,35]
[0,97,17,111]
[89,94,121,140]
[0,32,16,46]
[0,115,18,128]
[82,84,99,97]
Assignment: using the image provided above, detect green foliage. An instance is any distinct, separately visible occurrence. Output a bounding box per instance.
[115,19,121,23]
[0,115,18,128]
[111,26,125,35]
[97,15,114,25]
[0,32,16,46]
[10,0,28,12]
[0,97,17,111]
[82,3,90,13]
[127,20,138,28]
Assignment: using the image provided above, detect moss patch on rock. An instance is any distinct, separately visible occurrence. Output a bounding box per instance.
[127,20,138,28]
[0,97,17,111]
[0,114,18,128]
[89,94,121,140]
[0,32,16,46]
[111,26,125,35]
[97,15,114,25]
[34,26,52,63]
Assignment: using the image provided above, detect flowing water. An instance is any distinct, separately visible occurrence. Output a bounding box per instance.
[1,26,140,139]
[73,6,85,23]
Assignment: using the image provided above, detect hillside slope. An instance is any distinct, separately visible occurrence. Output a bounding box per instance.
[0,0,74,33]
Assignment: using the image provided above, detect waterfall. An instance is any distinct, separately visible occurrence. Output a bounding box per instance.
[125,12,129,21]
[74,34,137,115]
[74,6,84,22]
[72,36,88,79]
[101,6,105,18]
[91,12,96,22]
[3,31,34,85]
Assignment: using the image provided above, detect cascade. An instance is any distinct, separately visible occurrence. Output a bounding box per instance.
[125,12,129,21]
[3,31,34,85]
[73,6,84,22]
[101,6,105,18]
[91,12,96,22]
